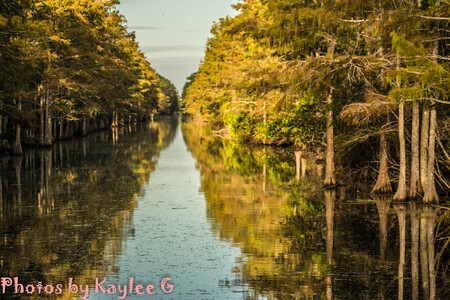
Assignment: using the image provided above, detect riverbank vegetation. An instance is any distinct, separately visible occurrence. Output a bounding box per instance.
[182,0,449,202]
[0,0,178,155]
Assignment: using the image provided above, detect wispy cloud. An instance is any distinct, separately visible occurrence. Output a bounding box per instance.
[128,26,162,30]
[141,45,204,53]
[180,29,200,33]
[150,56,203,63]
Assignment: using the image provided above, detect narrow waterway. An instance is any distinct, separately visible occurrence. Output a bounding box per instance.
[90,119,246,299]
[0,117,448,299]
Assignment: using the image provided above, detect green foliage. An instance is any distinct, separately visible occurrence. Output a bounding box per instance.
[223,111,255,141]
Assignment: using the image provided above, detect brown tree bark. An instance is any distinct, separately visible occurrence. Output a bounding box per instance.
[301,157,307,178]
[295,151,302,181]
[81,118,88,136]
[13,99,23,155]
[409,101,420,198]
[420,105,430,190]
[40,88,44,146]
[324,38,336,187]
[1,116,9,150]
[394,100,407,200]
[112,111,118,127]
[59,119,63,140]
[0,114,3,149]
[325,88,335,186]
[372,133,392,194]
[44,91,52,146]
[423,103,438,203]
[52,118,56,140]
[65,120,70,139]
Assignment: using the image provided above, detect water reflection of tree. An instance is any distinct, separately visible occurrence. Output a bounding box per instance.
[183,120,449,299]
[183,121,331,298]
[0,118,178,298]
[395,203,447,300]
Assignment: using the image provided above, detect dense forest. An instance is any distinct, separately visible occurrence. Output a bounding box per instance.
[182,0,449,203]
[0,0,179,155]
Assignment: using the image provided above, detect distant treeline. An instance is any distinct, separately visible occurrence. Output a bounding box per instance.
[0,0,178,155]
[182,0,449,202]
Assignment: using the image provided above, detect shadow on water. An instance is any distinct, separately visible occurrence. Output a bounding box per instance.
[182,119,449,300]
[0,117,178,299]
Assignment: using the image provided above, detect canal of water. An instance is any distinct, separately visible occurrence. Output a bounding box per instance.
[0,116,448,299]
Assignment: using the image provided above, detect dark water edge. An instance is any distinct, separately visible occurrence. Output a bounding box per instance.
[0,116,447,299]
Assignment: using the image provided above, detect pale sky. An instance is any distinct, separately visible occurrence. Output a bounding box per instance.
[117,0,238,94]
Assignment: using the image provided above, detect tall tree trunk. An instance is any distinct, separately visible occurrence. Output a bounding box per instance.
[65,120,70,139]
[112,111,117,127]
[52,118,56,140]
[44,92,52,146]
[1,116,8,150]
[372,133,392,193]
[81,118,88,136]
[40,88,44,146]
[325,38,336,187]
[0,114,2,149]
[325,88,335,187]
[301,157,307,178]
[394,100,407,200]
[423,102,438,203]
[13,100,23,155]
[409,101,420,198]
[59,119,63,140]
[295,151,301,181]
[420,104,430,190]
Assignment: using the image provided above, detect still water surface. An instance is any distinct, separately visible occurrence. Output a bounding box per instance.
[0,117,448,299]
